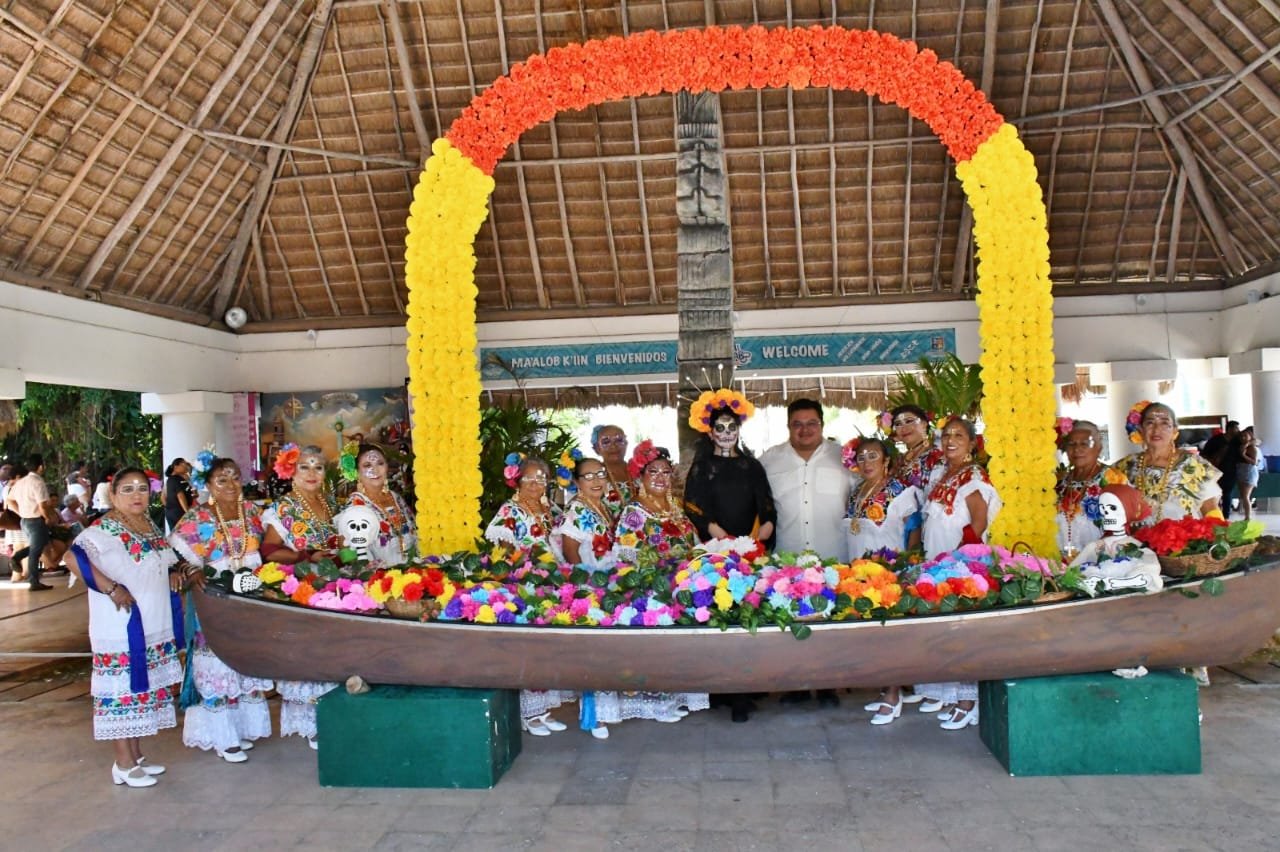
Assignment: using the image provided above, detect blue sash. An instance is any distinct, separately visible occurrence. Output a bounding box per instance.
[579,691,597,730]
[71,543,185,695]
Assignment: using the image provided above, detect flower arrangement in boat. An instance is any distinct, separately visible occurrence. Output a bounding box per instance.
[671,549,762,629]
[1132,517,1260,558]
[898,547,1001,613]
[438,580,527,624]
[753,552,841,621]
[833,559,903,618]
[252,562,381,613]
[367,566,450,617]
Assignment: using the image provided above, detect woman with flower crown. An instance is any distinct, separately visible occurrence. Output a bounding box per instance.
[887,404,945,490]
[341,443,416,564]
[1117,402,1221,524]
[1055,420,1129,559]
[484,455,574,737]
[260,443,339,749]
[69,467,185,788]
[917,417,1001,732]
[168,456,273,762]
[611,441,709,724]
[681,390,776,550]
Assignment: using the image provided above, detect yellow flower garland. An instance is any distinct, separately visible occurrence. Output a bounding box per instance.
[403,30,1059,555]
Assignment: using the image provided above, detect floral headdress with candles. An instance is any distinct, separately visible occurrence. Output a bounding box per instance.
[273,442,300,480]
[687,388,754,433]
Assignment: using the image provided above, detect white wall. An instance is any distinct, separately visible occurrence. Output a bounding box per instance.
[4,275,1280,397]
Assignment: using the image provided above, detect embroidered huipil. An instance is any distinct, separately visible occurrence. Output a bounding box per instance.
[1118,452,1221,523]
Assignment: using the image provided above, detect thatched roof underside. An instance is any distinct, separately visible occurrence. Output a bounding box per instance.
[1,0,1278,335]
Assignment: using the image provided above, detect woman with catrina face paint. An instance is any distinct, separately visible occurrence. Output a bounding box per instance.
[682,395,777,550]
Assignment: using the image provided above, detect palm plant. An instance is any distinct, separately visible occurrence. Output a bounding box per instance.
[887,353,983,419]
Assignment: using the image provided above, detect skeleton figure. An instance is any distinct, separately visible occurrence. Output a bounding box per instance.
[334,503,382,563]
[1068,485,1163,596]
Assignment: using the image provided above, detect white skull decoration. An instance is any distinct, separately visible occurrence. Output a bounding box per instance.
[335,503,380,562]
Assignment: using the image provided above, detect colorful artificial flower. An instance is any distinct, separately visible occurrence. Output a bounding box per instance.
[339,440,359,482]
[626,440,669,480]
[273,443,300,480]
[503,451,525,488]
[556,447,584,492]
[1125,400,1152,445]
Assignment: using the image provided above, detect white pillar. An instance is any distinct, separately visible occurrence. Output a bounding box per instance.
[1250,371,1280,453]
[140,392,236,471]
[1091,360,1177,463]
[0,367,24,399]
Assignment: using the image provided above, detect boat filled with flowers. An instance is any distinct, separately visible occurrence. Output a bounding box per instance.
[194,537,1280,693]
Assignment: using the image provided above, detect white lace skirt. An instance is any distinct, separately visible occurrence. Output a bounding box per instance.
[182,642,274,751]
[520,689,576,719]
[914,681,978,704]
[591,691,710,724]
[278,680,338,739]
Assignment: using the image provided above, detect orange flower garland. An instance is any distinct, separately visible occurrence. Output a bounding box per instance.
[405,25,1057,553]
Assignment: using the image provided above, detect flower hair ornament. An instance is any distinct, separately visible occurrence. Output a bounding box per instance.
[273,442,300,480]
[687,388,754,433]
[503,451,527,488]
[1125,400,1152,445]
[189,445,217,490]
[627,440,671,480]
[555,447,584,492]
[1055,417,1076,451]
[339,440,359,482]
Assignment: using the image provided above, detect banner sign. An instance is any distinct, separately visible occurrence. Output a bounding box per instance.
[480,328,954,381]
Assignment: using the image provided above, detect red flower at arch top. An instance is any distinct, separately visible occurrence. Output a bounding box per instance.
[445,25,1003,175]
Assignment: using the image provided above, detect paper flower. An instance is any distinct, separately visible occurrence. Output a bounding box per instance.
[687,388,755,433]
[273,443,300,480]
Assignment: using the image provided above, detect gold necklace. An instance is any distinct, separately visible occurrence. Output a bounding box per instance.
[211,499,247,570]
[1138,451,1179,522]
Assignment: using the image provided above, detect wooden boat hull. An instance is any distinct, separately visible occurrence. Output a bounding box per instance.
[194,560,1280,692]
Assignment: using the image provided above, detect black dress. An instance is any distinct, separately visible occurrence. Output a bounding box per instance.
[683,453,777,549]
[163,474,197,531]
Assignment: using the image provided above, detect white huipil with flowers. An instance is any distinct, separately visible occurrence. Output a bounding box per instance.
[76,519,183,741]
[262,493,340,739]
[169,502,274,752]
[845,479,923,559]
[549,497,615,568]
[1117,452,1221,523]
[343,489,417,564]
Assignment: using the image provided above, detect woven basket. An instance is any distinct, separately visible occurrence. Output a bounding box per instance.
[1157,542,1258,578]
[385,598,429,620]
[1033,589,1076,604]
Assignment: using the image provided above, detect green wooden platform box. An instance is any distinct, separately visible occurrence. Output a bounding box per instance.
[979,670,1200,776]
[316,685,522,788]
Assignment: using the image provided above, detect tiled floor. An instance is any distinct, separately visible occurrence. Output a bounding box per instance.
[4,518,1280,851]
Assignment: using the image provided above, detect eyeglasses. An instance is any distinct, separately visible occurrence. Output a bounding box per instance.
[855,450,883,462]
[712,422,739,434]
[115,484,150,495]
[597,436,627,447]
[578,470,610,481]
[893,415,921,427]
[519,474,548,484]
[1063,439,1097,450]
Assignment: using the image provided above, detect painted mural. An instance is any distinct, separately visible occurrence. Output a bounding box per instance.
[259,387,410,470]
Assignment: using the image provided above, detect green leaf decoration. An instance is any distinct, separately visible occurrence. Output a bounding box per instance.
[789,622,812,640]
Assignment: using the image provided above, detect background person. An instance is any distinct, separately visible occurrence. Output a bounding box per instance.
[1236,426,1261,522]
[5,453,59,590]
[163,459,197,532]
[591,424,635,516]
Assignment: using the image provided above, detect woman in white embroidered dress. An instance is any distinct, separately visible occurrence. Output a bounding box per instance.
[1117,402,1221,524]
[342,443,416,564]
[261,444,340,749]
[918,417,1001,732]
[169,457,273,762]
[71,468,184,788]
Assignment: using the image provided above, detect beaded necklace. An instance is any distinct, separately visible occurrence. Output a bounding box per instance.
[102,512,167,562]
[1136,451,1179,522]
[211,499,247,571]
[1058,463,1101,557]
[848,475,887,535]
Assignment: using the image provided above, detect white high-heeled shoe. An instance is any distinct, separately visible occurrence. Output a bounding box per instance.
[216,747,248,763]
[869,697,902,726]
[918,698,945,713]
[135,757,165,776]
[521,717,552,736]
[308,738,318,751]
[900,691,926,704]
[940,705,979,730]
[590,725,609,740]
[112,763,157,788]
[238,739,255,750]
[863,691,889,711]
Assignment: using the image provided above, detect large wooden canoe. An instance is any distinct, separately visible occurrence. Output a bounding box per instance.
[195,559,1280,692]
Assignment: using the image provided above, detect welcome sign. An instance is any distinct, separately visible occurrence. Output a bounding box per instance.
[480,328,954,381]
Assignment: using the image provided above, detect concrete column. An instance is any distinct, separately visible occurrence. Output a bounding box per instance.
[140,391,236,472]
[1250,372,1280,452]
[1053,363,1076,416]
[0,367,24,399]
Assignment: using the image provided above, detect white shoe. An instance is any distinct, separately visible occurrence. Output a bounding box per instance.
[590,726,609,740]
[869,698,902,726]
[238,739,255,750]
[308,738,318,751]
[112,763,157,787]
[937,706,957,721]
[918,699,945,713]
[900,691,926,704]
[135,757,165,776]
[537,714,567,732]
[863,692,888,711]
[216,748,248,763]
[940,706,979,731]
[521,717,552,737]
[653,712,684,723]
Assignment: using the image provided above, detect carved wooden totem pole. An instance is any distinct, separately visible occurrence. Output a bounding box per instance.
[675,90,734,464]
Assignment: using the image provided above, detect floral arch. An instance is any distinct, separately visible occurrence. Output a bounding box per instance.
[404,25,1058,555]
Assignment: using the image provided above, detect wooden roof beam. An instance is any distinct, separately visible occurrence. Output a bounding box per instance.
[155,161,257,306]
[1109,129,1144,282]
[1091,0,1245,274]
[265,216,307,318]
[1158,0,1280,123]
[252,229,273,321]
[951,0,1000,294]
[208,0,336,320]
[307,98,371,315]
[619,0,658,304]
[74,0,285,291]
[385,0,432,161]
